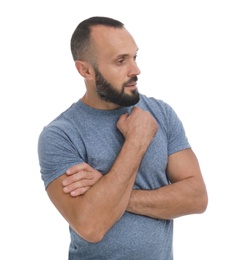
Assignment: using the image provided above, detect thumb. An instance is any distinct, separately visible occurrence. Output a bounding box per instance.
[117,113,129,126]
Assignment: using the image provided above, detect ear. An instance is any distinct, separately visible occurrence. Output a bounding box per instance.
[75,61,95,80]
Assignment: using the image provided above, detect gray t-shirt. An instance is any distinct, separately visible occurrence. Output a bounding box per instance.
[38,94,190,260]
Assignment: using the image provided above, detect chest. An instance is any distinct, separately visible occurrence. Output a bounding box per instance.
[76,121,169,189]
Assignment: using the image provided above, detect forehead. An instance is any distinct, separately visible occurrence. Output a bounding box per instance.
[90,25,138,59]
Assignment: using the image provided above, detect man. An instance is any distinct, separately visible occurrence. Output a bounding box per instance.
[38,16,208,259]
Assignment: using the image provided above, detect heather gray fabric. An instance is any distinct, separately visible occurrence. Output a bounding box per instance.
[38,94,190,259]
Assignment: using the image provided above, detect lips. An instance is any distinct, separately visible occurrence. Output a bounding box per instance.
[126,82,137,90]
[123,76,138,89]
[126,81,137,86]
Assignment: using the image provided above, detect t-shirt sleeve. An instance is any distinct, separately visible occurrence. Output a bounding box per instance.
[38,125,84,189]
[164,102,191,155]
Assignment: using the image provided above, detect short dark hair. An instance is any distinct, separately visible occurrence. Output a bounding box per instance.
[70,16,124,62]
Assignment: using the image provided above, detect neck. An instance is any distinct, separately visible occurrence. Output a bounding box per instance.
[81,93,121,110]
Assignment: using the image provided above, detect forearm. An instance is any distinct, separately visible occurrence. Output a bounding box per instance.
[47,107,158,242]
[72,139,150,241]
[127,177,208,220]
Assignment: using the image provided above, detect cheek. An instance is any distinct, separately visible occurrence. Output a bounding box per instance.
[107,71,126,88]
[99,64,127,88]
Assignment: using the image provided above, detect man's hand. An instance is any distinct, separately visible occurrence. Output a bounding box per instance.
[62,107,158,197]
[62,163,103,196]
[117,107,158,144]
[47,107,158,242]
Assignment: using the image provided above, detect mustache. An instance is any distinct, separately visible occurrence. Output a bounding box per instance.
[123,76,138,88]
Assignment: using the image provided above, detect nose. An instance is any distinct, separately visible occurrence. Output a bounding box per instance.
[127,60,141,77]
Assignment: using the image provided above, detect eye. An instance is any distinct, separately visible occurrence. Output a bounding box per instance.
[116,58,125,65]
[133,54,138,61]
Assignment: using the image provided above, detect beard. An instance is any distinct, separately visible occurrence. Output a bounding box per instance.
[94,67,140,107]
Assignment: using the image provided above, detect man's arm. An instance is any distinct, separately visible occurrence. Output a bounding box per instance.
[63,148,208,220]
[126,148,208,219]
[46,107,158,243]
[62,164,103,196]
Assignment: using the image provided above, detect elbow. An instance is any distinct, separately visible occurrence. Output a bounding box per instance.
[72,223,106,243]
[82,230,105,243]
[201,193,208,213]
[196,189,208,214]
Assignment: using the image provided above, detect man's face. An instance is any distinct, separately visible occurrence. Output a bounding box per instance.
[91,26,141,108]
[94,66,140,107]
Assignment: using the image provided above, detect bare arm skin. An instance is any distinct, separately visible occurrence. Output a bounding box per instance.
[62,165,103,196]
[126,148,208,219]
[46,107,158,243]
[63,148,208,219]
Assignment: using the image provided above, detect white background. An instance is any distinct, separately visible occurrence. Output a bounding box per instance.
[1,1,232,259]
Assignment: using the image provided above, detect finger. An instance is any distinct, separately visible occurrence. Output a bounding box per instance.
[63,181,81,193]
[63,178,94,193]
[118,113,129,123]
[66,162,92,175]
[70,187,90,197]
[63,171,95,187]
[65,168,103,183]
[117,113,129,130]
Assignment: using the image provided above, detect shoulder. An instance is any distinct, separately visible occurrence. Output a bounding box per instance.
[38,101,82,163]
[38,102,85,188]
[138,94,176,123]
[39,101,83,137]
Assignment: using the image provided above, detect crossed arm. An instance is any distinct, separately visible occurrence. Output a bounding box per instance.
[63,148,208,220]
[46,107,157,242]
[46,108,208,243]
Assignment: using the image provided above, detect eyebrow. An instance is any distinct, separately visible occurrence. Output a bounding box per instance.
[115,48,139,60]
[116,54,129,60]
